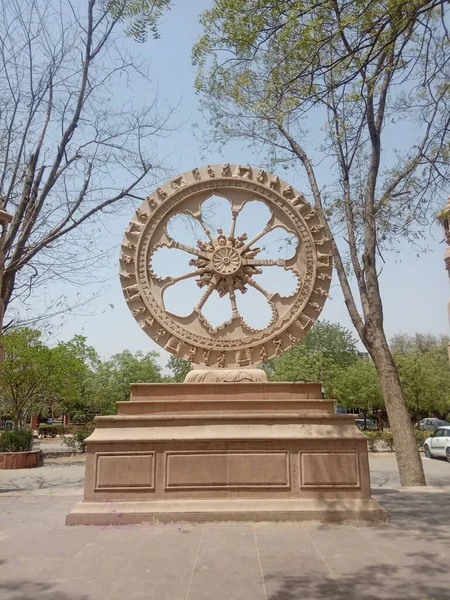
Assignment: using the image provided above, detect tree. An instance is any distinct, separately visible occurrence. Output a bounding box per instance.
[191,0,450,485]
[0,0,173,326]
[94,350,163,411]
[167,355,192,382]
[392,336,450,422]
[332,359,384,422]
[267,321,358,395]
[0,328,76,429]
[50,335,103,423]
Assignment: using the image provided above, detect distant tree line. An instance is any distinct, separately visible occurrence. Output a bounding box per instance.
[1,323,448,431]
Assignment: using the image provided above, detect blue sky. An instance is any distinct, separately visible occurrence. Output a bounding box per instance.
[35,0,449,367]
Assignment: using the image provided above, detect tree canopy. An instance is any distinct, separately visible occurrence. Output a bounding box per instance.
[191,0,447,485]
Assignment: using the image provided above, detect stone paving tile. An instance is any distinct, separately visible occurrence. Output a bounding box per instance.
[255,523,338,600]
[2,476,450,600]
[186,526,266,600]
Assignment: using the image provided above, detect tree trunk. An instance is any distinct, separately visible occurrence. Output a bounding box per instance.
[369,328,426,486]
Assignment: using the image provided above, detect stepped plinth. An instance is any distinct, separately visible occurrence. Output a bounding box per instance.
[66,382,386,525]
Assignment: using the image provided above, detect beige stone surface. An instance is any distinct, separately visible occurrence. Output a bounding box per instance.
[119,164,332,368]
[67,382,384,523]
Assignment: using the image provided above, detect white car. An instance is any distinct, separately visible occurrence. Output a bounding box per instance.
[424,426,450,462]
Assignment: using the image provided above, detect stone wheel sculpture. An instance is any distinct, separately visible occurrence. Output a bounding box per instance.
[120,164,332,369]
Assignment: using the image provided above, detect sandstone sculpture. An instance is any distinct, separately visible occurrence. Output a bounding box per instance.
[120,164,332,369]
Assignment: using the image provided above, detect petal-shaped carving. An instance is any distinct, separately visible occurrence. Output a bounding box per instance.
[235,200,271,241]
[200,289,232,329]
[200,195,233,237]
[166,213,208,248]
[252,266,300,298]
[236,286,274,330]
[150,247,193,279]
[163,278,204,317]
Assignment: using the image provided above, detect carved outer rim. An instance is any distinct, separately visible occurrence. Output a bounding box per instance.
[120,164,333,367]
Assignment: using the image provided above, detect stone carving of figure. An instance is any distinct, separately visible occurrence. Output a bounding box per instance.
[187,346,196,361]
[234,233,248,248]
[260,345,268,362]
[136,209,148,221]
[189,257,209,268]
[197,240,212,252]
[192,168,201,181]
[242,247,260,259]
[237,348,251,366]
[154,328,165,341]
[269,175,279,189]
[217,352,226,368]
[288,333,297,345]
[140,317,154,328]
[203,349,211,365]
[122,242,135,251]
[256,169,266,183]
[121,255,134,265]
[282,185,294,198]
[207,165,215,178]
[217,229,227,246]
[309,302,321,312]
[197,273,213,288]
[156,187,167,200]
[221,163,231,176]
[273,338,283,356]
[313,287,328,297]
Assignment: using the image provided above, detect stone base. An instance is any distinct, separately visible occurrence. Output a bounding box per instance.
[66,382,386,525]
[66,497,387,525]
[184,367,267,383]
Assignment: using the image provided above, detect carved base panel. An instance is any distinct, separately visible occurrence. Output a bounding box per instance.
[184,368,268,383]
[66,382,387,524]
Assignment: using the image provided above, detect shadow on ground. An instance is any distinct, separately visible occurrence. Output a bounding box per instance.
[373,487,450,542]
[266,558,448,600]
[0,580,90,600]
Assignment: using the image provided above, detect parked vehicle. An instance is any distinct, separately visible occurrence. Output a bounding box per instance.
[419,418,450,432]
[355,418,377,431]
[424,426,450,462]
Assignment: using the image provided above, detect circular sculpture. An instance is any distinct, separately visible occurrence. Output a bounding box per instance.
[120,164,332,369]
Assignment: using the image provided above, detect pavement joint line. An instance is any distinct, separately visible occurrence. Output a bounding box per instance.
[306,527,343,591]
[253,525,268,600]
[184,525,204,600]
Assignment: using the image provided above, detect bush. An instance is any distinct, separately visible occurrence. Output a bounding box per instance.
[379,431,395,452]
[62,428,94,453]
[365,431,379,452]
[38,424,67,437]
[0,429,33,452]
[414,429,428,449]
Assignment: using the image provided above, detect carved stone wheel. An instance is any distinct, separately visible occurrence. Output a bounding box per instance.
[120,164,332,368]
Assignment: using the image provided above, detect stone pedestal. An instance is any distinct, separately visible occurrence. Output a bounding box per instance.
[66,382,386,525]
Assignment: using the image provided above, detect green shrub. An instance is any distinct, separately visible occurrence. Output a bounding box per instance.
[0,429,33,452]
[38,424,67,437]
[365,431,379,452]
[379,431,395,452]
[414,429,428,449]
[62,427,94,453]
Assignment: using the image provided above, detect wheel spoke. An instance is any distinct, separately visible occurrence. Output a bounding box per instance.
[197,216,215,243]
[227,279,240,319]
[228,209,239,239]
[171,239,206,258]
[241,224,272,252]
[246,259,285,267]
[165,268,209,287]
[196,280,215,311]
[246,278,272,300]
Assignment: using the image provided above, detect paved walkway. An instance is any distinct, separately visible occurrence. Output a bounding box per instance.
[0,455,449,600]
